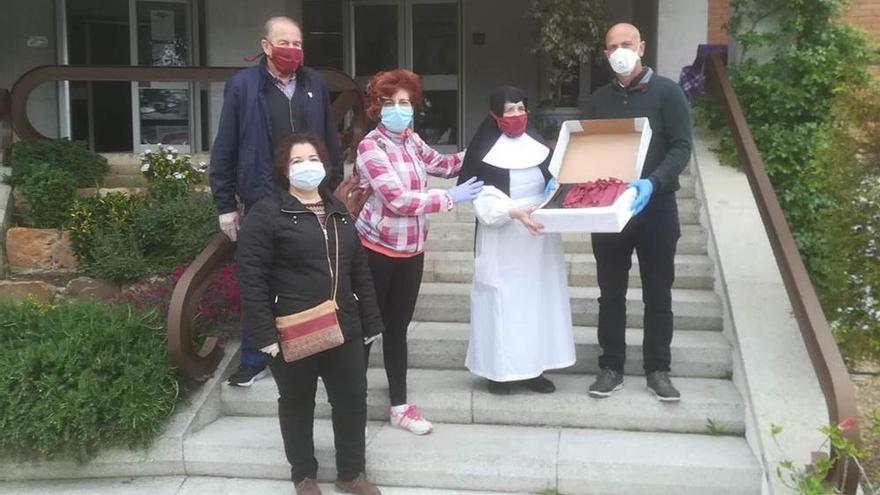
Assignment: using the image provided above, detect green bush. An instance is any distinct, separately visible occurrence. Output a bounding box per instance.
[9,139,108,188]
[68,191,219,283]
[811,88,880,362]
[0,299,179,462]
[139,144,207,201]
[17,164,78,228]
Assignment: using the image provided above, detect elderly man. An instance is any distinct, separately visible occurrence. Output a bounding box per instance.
[210,16,344,387]
[585,23,692,401]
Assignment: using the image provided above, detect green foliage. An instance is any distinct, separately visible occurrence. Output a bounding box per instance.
[16,164,78,228]
[139,144,207,201]
[721,0,874,262]
[810,88,880,362]
[67,191,219,283]
[527,0,606,106]
[0,299,179,462]
[9,139,107,188]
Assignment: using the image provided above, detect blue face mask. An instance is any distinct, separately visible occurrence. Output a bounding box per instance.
[288,160,326,190]
[380,105,414,133]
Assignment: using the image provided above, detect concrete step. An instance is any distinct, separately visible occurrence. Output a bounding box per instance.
[184,417,760,494]
[370,323,732,378]
[413,283,724,330]
[426,223,709,255]
[0,476,532,495]
[423,251,715,289]
[427,173,698,199]
[222,369,745,435]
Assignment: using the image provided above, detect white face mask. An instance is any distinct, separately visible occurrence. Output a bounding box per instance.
[608,47,641,76]
[288,160,326,190]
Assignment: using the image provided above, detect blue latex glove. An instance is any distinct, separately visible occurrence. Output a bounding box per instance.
[544,178,558,198]
[448,177,484,204]
[628,178,654,215]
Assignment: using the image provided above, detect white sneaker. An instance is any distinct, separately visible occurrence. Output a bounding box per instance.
[389,404,433,435]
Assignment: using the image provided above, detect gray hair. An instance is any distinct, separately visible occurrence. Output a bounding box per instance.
[263,16,300,39]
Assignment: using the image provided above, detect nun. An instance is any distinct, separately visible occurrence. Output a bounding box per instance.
[458,86,576,395]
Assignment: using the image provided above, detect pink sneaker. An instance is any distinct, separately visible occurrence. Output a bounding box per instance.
[389,405,433,435]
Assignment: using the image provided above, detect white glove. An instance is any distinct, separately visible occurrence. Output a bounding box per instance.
[260,343,280,357]
[218,211,241,242]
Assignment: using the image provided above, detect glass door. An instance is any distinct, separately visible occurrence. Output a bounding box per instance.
[349,0,460,151]
[130,0,195,152]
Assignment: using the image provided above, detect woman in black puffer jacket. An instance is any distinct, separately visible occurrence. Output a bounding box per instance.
[237,133,384,495]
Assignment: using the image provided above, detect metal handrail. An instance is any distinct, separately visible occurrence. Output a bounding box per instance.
[706,53,861,493]
[0,89,11,165]
[7,64,368,381]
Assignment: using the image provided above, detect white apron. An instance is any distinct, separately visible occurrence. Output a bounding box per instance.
[465,167,576,381]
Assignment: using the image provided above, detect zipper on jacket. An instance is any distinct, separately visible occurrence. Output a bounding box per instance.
[281,208,341,309]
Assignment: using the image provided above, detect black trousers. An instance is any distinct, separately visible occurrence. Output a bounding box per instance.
[363,249,424,406]
[267,338,367,483]
[591,193,681,374]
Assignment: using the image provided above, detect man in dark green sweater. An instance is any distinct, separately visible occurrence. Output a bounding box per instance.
[585,23,692,402]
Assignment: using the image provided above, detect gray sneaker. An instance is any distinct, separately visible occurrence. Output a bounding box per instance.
[646,371,681,402]
[588,369,624,398]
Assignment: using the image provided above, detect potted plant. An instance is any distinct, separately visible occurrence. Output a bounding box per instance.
[527,0,606,140]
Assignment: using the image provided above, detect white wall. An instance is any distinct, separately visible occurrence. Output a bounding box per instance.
[656,0,707,79]
[0,0,60,139]
[462,0,540,140]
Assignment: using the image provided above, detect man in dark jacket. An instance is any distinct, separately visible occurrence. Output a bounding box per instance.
[210,16,343,386]
[585,23,692,402]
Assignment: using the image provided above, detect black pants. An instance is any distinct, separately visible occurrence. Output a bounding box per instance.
[363,249,424,406]
[267,338,367,483]
[591,193,681,374]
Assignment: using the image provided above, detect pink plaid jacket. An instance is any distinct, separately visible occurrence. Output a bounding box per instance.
[355,125,465,255]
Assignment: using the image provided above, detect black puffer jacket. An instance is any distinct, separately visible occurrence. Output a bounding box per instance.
[237,187,384,351]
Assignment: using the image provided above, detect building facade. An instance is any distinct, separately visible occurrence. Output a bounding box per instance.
[1,0,716,154]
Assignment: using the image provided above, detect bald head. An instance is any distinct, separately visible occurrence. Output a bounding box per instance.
[263,16,300,41]
[604,23,645,81]
[606,23,641,46]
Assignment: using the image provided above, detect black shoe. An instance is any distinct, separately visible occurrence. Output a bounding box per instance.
[488,380,512,395]
[521,375,556,393]
[646,371,681,402]
[588,368,624,398]
[227,364,269,387]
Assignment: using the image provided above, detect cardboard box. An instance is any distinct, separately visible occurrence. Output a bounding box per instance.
[531,117,652,233]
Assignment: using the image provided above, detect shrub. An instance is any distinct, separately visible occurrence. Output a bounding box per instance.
[68,191,218,283]
[0,299,180,462]
[16,164,78,228]
[139,144,207,201]
[9,139,108,188]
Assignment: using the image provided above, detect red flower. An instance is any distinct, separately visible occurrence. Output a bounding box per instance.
[838,417,857,431]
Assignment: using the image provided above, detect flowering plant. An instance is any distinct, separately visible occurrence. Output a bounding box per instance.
[773,413,880,494]
[117,262,240,335]
[139,144,207,200]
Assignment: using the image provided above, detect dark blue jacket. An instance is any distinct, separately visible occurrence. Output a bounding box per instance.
[209,59,343,214]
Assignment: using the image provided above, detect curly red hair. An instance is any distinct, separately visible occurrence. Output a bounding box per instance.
[365,69,422,121]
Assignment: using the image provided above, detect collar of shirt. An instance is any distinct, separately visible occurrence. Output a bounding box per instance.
[267,68,297,99]
[376,123,413,144]
[613,66,654,94]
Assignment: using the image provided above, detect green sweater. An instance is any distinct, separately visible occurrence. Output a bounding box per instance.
[586,68,693,195]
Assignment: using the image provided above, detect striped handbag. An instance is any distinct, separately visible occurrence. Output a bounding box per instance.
[274,218,345,362]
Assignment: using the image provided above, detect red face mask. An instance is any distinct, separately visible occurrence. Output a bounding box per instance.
[491,112,528,138]
[269,45,304,75]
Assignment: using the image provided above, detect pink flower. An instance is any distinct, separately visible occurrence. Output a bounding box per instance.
[839,417,857,431]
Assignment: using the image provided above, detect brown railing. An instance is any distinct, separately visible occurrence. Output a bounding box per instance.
[706,54,861,493]
[8,64,368,381]
[0,88,11,165]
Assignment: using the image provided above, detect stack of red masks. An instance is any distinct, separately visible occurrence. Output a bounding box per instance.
[561,178,627,208]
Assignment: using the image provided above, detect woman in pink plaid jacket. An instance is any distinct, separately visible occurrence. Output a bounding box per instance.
[355,69,483,436]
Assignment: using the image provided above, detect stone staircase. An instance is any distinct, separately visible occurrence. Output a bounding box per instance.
[196,167,763,494]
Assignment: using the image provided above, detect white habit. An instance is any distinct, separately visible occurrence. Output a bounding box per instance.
[465,149,575,381]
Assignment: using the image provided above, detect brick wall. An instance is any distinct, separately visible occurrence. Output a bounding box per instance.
[844,0,880,40]
[706,0,880,46]
[708,0,730,44]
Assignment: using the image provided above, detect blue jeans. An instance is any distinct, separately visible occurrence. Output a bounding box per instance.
[240,327,268,368]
